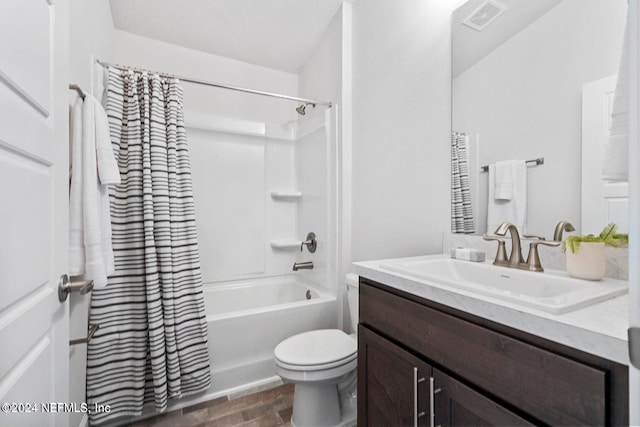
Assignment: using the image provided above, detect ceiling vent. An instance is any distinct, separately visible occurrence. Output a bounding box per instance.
[463,0,506,31]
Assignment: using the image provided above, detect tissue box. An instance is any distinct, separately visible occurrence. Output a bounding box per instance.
[450,248,485,262]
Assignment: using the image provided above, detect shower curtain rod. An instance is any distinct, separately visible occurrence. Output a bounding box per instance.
[96,59,332,107]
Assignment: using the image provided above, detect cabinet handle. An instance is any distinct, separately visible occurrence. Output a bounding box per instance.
[414,367,426,426]
[429,377,442,427]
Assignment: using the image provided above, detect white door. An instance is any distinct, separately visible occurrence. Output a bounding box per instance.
[0,1,69,426]
[582,75,629,234]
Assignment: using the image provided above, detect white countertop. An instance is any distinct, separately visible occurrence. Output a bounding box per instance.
[354,255,630,365]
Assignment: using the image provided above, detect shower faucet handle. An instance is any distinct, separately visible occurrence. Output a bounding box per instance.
[301,232,317,253]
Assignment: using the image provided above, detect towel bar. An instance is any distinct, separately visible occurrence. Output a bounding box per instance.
[480,157,544,172]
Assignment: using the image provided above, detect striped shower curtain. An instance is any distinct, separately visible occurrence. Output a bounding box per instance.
[86,68,211,425]
[451,131,475,234]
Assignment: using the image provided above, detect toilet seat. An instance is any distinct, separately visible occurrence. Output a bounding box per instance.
[276,352,357,372]
[274,329,357,368]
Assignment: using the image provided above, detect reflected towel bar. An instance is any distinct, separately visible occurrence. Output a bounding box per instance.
[480,157,544,172]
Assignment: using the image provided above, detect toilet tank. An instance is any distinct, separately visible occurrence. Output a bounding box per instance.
[345,274,359,333]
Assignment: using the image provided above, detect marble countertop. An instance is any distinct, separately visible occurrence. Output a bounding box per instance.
[354,255,630,365]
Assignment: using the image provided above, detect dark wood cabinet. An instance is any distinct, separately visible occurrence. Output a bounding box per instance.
[433,369,534,427]
[357,278,628,427]
[358,325,431,426]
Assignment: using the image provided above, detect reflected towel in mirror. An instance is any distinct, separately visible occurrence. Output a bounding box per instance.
[487,161,527,233]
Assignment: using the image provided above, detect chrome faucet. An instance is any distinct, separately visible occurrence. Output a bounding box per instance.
[494,222,524,267]
[553,221,575,241]
[293,261,314,271]
[486,222,560,272]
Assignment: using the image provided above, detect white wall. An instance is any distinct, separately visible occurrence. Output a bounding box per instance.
[112,30,298,125]
[453,0,627,236]
[69,0,113,96]
[68,1,114,426]
[350,0,466,261]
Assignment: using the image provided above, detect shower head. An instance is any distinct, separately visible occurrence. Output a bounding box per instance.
[296,102,316,116]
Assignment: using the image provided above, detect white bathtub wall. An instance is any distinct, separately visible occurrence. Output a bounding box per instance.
[189,129,265,280]
[295,114,330,287]
[112,30,306,282]
[296,8,343,291]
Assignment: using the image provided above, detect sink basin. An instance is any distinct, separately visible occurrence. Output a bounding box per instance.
[379,256,628,314]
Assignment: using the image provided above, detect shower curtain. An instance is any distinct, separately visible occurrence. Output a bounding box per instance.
[451,131,475,234]
[86,68,211,425]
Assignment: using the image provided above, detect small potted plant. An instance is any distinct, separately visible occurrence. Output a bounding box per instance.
[562,223,628,280]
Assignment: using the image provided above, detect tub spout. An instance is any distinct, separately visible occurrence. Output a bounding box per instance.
[293,261,314,271]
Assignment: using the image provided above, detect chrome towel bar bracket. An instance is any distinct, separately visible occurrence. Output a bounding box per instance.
[70,324,100,346]
[69,83,85,99]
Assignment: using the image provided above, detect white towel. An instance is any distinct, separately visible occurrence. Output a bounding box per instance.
[493,160,519,200]
[487,161,527,233]
[69,94,121,287]
[602,19,629,182]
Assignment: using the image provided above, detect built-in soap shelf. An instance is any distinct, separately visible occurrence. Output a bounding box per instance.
[270,239,300,250]
[270,190,302,201]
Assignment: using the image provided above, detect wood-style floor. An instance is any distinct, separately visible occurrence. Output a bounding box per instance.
[125,383,294,427]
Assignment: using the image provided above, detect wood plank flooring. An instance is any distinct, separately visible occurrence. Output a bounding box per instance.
[124,383,294,427]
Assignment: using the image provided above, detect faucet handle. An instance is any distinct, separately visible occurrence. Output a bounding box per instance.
[483,235,508,266]
[525,240,561,272]
[523,234,546,240]
[300,232,317,253]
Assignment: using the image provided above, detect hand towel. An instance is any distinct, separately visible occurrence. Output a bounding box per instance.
[69,94,120,287]
[493,160,518,200]
[602,20,629,182]
[487,161,527,233]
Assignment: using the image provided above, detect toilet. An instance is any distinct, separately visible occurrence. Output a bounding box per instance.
[274,274,359,427]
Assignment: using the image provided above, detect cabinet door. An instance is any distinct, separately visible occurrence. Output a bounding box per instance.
[433,369,535,427]
[358,325,431,427]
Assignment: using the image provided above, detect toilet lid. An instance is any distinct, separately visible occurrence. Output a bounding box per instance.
[274,329,357,367]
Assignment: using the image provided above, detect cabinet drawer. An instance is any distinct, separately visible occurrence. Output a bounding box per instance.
[360,281,607,426]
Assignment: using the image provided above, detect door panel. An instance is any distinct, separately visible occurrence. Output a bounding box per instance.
[0,0,69,426]
[0,0,51,115]
[582,75,629,234]
[0,149,52,311]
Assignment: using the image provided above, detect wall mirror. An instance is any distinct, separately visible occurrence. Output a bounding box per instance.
[452,0,627,238]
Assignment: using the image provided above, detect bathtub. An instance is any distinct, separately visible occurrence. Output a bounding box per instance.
[202,275,337,396]
[108,275,336,425]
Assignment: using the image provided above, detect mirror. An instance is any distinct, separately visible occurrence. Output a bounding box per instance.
[452,0,627,237]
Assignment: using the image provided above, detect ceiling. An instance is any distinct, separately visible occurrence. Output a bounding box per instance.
[453,0,563,78]
[108,0,343,74]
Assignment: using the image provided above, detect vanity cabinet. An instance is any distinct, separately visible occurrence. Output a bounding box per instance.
[357,278,628,427]
[358,326,431,426]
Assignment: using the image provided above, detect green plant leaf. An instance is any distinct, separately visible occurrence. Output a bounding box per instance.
[562,223,625,253]
[598,223,617,241]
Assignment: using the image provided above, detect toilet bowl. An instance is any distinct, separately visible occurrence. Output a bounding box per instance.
[273,274,359,427]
